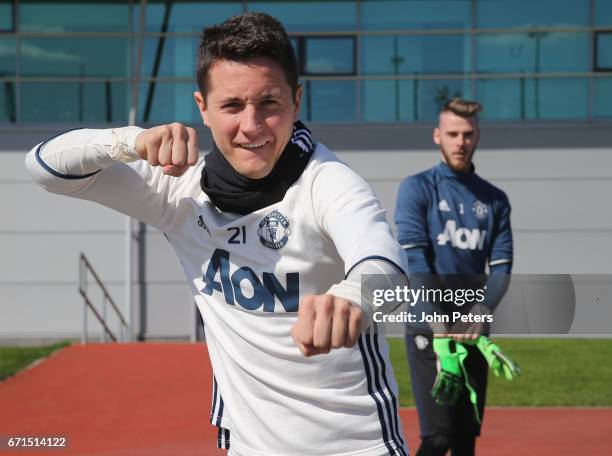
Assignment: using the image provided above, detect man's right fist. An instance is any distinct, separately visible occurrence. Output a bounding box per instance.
[135,123,199,177]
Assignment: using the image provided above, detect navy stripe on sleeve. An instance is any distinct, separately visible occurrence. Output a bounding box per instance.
[35,128,101,180]
[345,255,406,279]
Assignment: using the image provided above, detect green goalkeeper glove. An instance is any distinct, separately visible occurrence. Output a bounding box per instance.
[473,336,521,380]
[431,338,468,406]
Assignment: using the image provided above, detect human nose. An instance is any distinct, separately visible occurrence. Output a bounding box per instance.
[240,104,263,135]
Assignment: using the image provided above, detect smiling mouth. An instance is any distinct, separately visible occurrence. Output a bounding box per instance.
[239,140,270,149]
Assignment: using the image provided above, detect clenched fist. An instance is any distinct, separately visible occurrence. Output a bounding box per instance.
[135,123,199,177]
[292,294,363,357]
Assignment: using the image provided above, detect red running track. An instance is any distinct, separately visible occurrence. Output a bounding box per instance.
[1,344,611,455]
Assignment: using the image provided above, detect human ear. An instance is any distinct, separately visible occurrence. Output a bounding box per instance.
[292,84,303,121]
[433,127,441,145]
[193,91,209,126]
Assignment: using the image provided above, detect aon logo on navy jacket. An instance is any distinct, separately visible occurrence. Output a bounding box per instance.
[436,220,487,251]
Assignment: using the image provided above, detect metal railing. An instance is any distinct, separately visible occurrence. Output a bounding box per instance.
[78,253,128,344]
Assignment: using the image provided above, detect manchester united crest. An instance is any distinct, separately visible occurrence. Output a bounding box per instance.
[472,200,488,220]
[258,210,291,249]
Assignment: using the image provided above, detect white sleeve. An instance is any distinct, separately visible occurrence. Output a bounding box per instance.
[311,160,408,276]
[327,258,408,328]
[25,127,194,233]
[36,127,142,176]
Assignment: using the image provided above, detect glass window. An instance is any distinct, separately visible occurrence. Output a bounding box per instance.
[477,33,590,73]
[593,78,612,118]
[248,1,356,32]
[139,83,200,124]
[362,80,417,122]
[0,36,15,123]
[362,78,473,123]
[0,80,16,122]
[595,0,612,26]
[0,38,16,76]
[301,80,356,122]
[1,1,13,31]
[476,0,589,28]
[303,37,354,75]
[595,32,612,71]
[477,78,525,119]
[20,2,130,33]
[362,77,474,122]
[362,34,471,75]
[361,0,471,31]
[536,78,588,119]
[20,38,130,77]
[137,1,242,33]
[142,37,199,78]
[477,77,588,120]
[20,82,130,123]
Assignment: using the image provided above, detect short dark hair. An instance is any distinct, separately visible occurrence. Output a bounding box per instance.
[441,98,483,118]
[196,12,299,98]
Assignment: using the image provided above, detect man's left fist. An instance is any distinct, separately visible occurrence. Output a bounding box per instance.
[291,294,362,357]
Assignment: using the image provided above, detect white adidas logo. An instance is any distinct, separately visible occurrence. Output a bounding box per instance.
[438,199,451,212]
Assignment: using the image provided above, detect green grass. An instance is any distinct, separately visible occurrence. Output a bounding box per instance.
[388,338,612,407]
[2,339,611,407]
[0,341,71,381]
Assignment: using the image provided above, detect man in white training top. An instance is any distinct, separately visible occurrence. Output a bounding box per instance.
[27,12,410,456]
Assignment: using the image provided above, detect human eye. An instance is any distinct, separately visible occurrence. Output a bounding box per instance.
[261,98,280,107]
[220,100,242,111]
[221,101,240,109]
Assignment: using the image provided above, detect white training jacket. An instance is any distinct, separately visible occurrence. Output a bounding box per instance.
[26,127,409,456]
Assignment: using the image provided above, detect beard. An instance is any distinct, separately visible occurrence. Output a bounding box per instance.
[441,146,475,173]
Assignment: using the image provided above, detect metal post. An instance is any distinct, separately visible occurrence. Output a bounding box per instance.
[78,64,84,122]
[534,34,540,119]
[137,222,147,341]
[413,76,419,121]
[129,0,147,126]
[528,31,548,120]
[190,302,196,343]
[125,216,132,342]
[14,0,20,124]
[125,0,147,343]
[391,36,404,121]
[80,256,87,345]
[102,295,108,343]
[520,75,526,120]
[143,0,172,122]
[587,0,595,121]
[83,304,88,345]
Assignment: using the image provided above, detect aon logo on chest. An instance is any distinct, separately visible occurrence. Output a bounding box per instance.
[436,220,487,251]
[201,248,299,312]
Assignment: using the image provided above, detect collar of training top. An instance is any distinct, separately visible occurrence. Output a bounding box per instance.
[437,161,476,181]
[200,121,315,215]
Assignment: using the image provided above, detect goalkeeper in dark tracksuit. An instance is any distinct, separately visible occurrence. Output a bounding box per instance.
[395,99,514,456]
